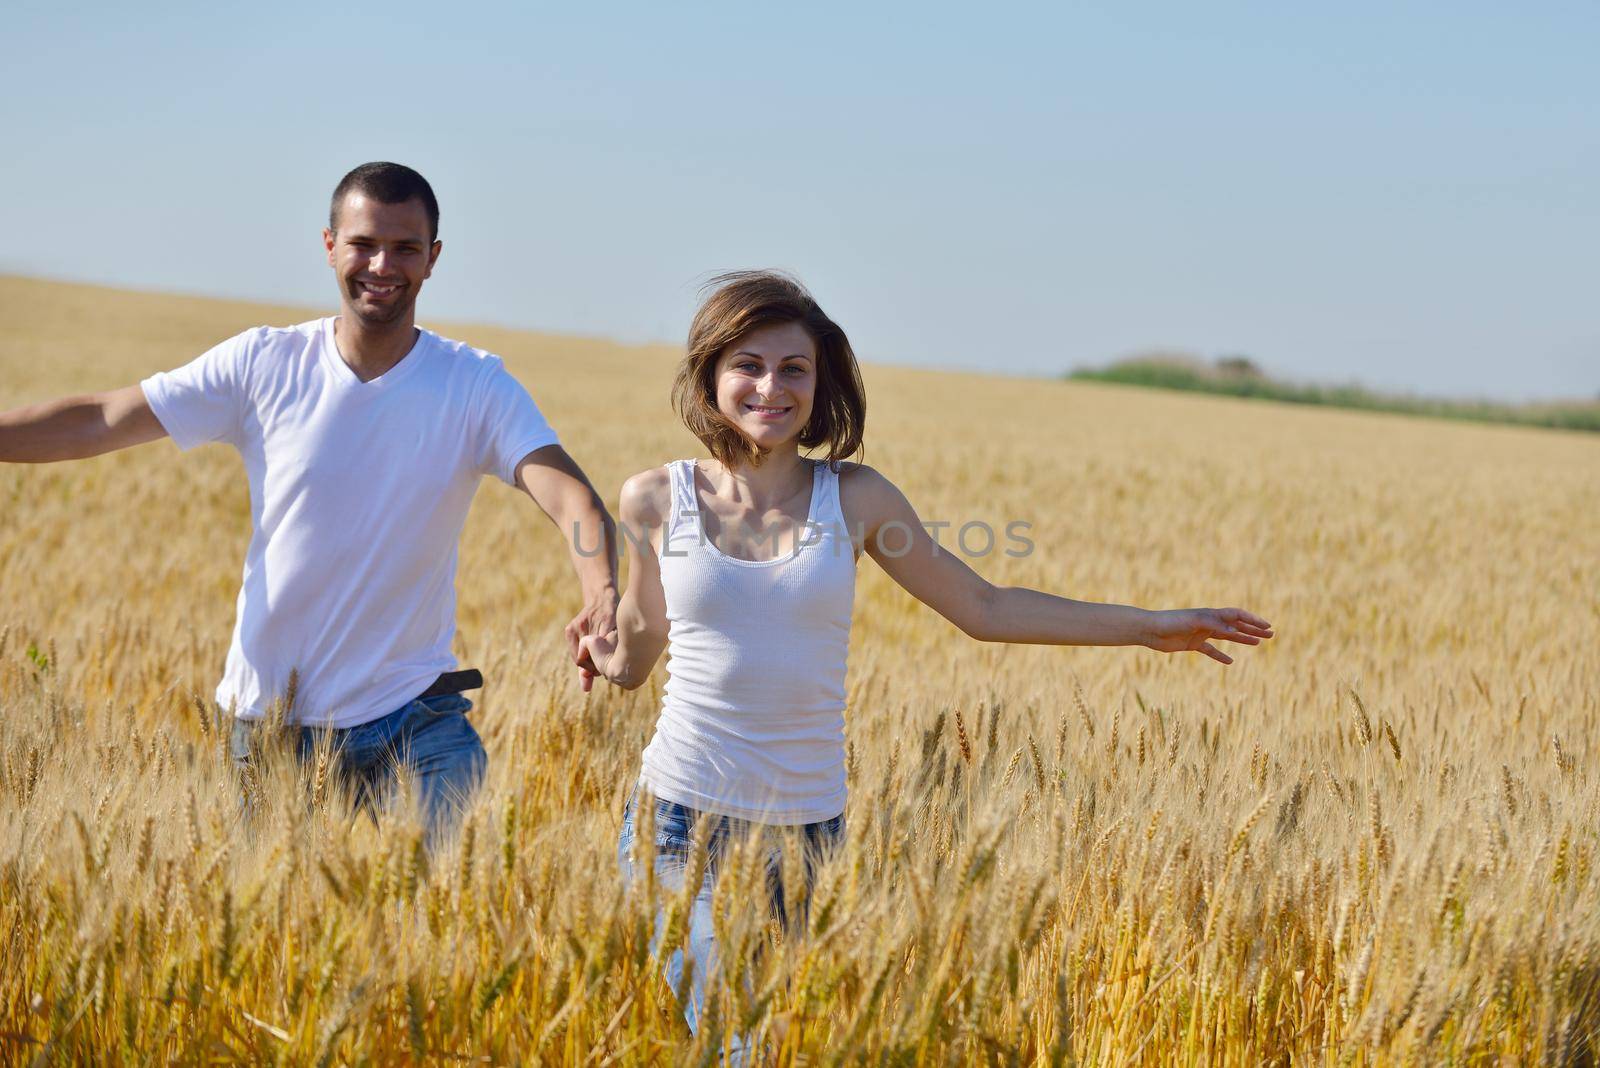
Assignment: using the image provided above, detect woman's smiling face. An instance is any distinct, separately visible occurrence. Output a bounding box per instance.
[713,320,818,453]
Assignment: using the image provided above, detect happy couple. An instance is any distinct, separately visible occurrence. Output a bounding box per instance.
[1,161,1272,1048]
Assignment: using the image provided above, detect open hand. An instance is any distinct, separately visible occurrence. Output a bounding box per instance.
[1144,607,1274,665]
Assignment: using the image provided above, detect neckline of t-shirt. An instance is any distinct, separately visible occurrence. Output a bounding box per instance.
[687,458,824,568]
[319,317,433,390]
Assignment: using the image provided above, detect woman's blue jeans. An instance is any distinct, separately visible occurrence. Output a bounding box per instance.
[616,785,845,1060]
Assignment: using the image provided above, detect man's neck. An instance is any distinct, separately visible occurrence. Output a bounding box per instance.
[332,312,420,382]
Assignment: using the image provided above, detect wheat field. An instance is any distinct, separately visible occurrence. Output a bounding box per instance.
[1,274,1597,1065]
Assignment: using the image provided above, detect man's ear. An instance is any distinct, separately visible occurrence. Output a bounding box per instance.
[425,239,442,279]
[322,228,337,266]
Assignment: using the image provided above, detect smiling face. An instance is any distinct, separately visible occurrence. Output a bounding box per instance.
[713,320,818,454]
[322,193,441,327]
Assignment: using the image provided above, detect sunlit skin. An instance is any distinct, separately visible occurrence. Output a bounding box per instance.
[715,320,817,456]
[697,321,823,560]
[321,193,442,381]
[575,319,1274,690]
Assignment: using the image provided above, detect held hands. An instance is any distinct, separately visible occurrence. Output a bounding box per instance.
[575,632,618,691]
[565,588,619,692]
[1143,608,1274,665]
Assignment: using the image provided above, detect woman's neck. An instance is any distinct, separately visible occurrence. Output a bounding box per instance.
[712,447,809,511]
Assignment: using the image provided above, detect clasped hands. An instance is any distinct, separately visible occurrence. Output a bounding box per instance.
[565,589,619,693]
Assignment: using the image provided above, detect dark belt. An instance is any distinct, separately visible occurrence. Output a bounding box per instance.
[417,668,483,700]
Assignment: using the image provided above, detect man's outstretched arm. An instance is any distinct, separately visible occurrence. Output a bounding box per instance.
[514,444,620,664]
[0,385,167,462]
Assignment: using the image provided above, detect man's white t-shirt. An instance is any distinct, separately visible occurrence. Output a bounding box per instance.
[140,317,559,728]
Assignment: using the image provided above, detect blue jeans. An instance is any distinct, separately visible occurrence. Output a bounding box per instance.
[229,693,486,848]
[616,785,845,1059]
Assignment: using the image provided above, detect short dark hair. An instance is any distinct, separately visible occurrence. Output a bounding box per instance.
[673,271,866,469]
[329,162,440,242]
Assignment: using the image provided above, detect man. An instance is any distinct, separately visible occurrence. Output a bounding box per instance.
[0,161,617,842]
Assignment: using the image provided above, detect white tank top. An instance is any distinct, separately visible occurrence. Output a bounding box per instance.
[637,458,856,823]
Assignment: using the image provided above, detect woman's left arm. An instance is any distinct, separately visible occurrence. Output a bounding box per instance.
[843,467,1273,665]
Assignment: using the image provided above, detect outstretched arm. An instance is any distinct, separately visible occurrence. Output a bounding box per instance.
[576,468,670,690]
[515,445,620,669]
[0,385,167,462]
[842,466,1273,665]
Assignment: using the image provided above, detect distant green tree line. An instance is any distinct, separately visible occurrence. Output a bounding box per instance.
[1067,353,1600,433]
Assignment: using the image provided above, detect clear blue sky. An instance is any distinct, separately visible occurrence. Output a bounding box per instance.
[4,1,1595,400]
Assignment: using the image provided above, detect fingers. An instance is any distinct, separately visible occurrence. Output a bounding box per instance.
[573,619,620,690]
[1223,608,1274,633]
[576,634,612,690]
[1215,629,1262,646]
[575,634,599,666]
[576,641,598,693]
[1198,642,1233,665]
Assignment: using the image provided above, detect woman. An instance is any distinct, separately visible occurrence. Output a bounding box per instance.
[578,271,1272,1045]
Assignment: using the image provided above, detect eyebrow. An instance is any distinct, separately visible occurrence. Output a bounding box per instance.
[341,232,426,245]
[733,351,813,361]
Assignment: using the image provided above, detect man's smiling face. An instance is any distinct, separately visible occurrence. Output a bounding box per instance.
[323,193,441,327]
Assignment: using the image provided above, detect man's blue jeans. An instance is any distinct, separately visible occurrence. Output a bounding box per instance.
[229,693,486,847]
[616,785,845,1060]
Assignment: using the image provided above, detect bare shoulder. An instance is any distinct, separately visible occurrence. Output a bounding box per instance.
[834,462,907,527]
[619,465,672,527]
[836,461,897,497]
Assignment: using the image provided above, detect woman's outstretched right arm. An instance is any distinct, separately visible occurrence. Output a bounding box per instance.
[577,467,671,690]
[0,385,167,462]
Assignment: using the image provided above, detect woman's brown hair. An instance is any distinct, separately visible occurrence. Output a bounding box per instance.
[672,270,866,469]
